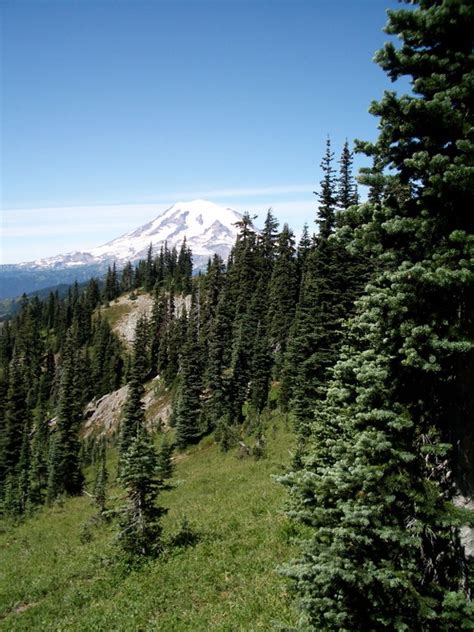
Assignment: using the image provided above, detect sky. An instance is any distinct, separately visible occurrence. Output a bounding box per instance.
[1,0,404,264]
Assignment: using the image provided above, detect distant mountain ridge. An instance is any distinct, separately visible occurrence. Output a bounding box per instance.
[0,200,243,299]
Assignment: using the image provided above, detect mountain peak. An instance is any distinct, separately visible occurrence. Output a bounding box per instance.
[0,199,245,298]
[89,199,243,265]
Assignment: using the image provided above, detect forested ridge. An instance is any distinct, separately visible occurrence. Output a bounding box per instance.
[1,1,473,629]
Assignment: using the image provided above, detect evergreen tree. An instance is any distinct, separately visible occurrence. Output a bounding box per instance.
[267,224,298,375]
[131,315,151,382]
[47,332,84,500]
[198,254,225,368]
[150,289,169,374]
[156,437,174,483]
[1,355,29,486]
[84,277,101,311]
[337,139,358,209]
[316,137,337,239]
[120,375,146,459]
[103,263,120,302]
[120,261,135,293]
[228,213,259,322]
[259,208,279,282]
[175,291,203,449]
[29,407,50,506]
[144,243,155,292]
[201,278,234,431]
[17,417,32,513]
[296,222,312,282]
[176,237,193,293]
[118,429,166,558]
[283,2,474,628]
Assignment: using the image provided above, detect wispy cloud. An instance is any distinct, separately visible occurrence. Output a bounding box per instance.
[2,222,136,238]
[1,183,314,216]
[168,184,314,199]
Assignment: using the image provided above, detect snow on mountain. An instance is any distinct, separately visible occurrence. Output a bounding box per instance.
[22,200,244,271]
[89,199,242,265]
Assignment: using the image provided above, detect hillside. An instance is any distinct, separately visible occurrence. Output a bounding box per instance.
[0,420,298,631]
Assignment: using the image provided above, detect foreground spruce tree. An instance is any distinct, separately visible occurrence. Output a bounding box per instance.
[282,1,474,630]
[118,429,166,558]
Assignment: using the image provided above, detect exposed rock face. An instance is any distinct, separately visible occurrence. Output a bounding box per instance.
[454,496,474,559]
[83,385,129,437]
[111,293,154,346]
[110,292,190,346]
[83,377,171,438]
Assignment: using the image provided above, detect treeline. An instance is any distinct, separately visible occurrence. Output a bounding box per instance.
[0,243,192,514]
[103,238,193,302]
[0,134,363,516]
[119,139,366,454]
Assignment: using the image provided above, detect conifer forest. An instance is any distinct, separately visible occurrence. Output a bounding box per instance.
[1,1,473,630]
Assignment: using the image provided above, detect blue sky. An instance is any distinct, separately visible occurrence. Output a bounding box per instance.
[1,0,403,264]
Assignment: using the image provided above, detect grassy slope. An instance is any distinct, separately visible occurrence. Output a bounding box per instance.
[100,300,135,328]
[0,421,298,631]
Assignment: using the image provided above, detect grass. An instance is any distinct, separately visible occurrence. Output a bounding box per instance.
[0,418,299,631]
[100,300,135,328]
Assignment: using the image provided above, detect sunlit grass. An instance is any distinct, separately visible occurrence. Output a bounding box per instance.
[0,417,298,631]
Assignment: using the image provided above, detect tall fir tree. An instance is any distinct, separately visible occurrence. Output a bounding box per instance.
[337,139,358,209]
[282,1,474,628]
[267,224,298,375]
[316,137,337,239]
[47,332,84,500]
[120,375,146,460]
[175,289,203,449]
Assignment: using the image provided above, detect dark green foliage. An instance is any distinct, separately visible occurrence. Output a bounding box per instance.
[337,139,358,209]
[156,437,174,482]
[201,283,234,432]
[267,224,298,375]
[143,244,155,293]
[103,263,120,302]
[120,261,134,293]
[120,375,146,459]
[84,277,101,311]
[91,315,124,396]
[176,237,193,293]
[17,417,32,513]
[297,223,312,265]
[0,256,124,514]
[47,332,85,500]
[282,137,364,429]
[131,314,151,382]
[175,291,203,449]
[150,288,169,374]
[157,289,183,388]
[118,430,166,558]
[283,1,474,628]
[1,356,28,479]
[28,407,51,506]
[315,137,337,239]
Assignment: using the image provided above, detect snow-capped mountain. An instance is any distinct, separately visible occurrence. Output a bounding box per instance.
[24,200,243,270]
[88,199,242,268]
[0,200,244,299]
